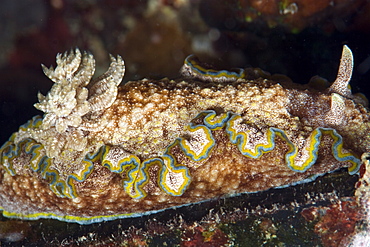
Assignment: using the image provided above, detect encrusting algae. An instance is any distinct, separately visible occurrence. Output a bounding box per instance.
[0,45,369,224]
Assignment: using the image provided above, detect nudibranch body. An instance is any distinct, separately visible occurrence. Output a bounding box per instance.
[0,46,369,224]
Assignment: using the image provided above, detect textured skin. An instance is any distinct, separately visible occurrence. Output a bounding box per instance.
[0,46,369,224]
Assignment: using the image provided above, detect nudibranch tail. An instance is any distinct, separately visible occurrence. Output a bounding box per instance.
[41,48,85,84]
[88,54,125,112]
[0,45,368,224]
[34,49,125,134]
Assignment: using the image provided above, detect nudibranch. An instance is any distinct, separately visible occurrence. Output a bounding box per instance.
[0,46,369,224]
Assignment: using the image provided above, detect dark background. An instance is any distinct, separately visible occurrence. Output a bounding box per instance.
[1,0,369,144]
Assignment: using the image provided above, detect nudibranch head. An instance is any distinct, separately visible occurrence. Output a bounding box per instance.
[327,45,353,98]
[0,46,369,224]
